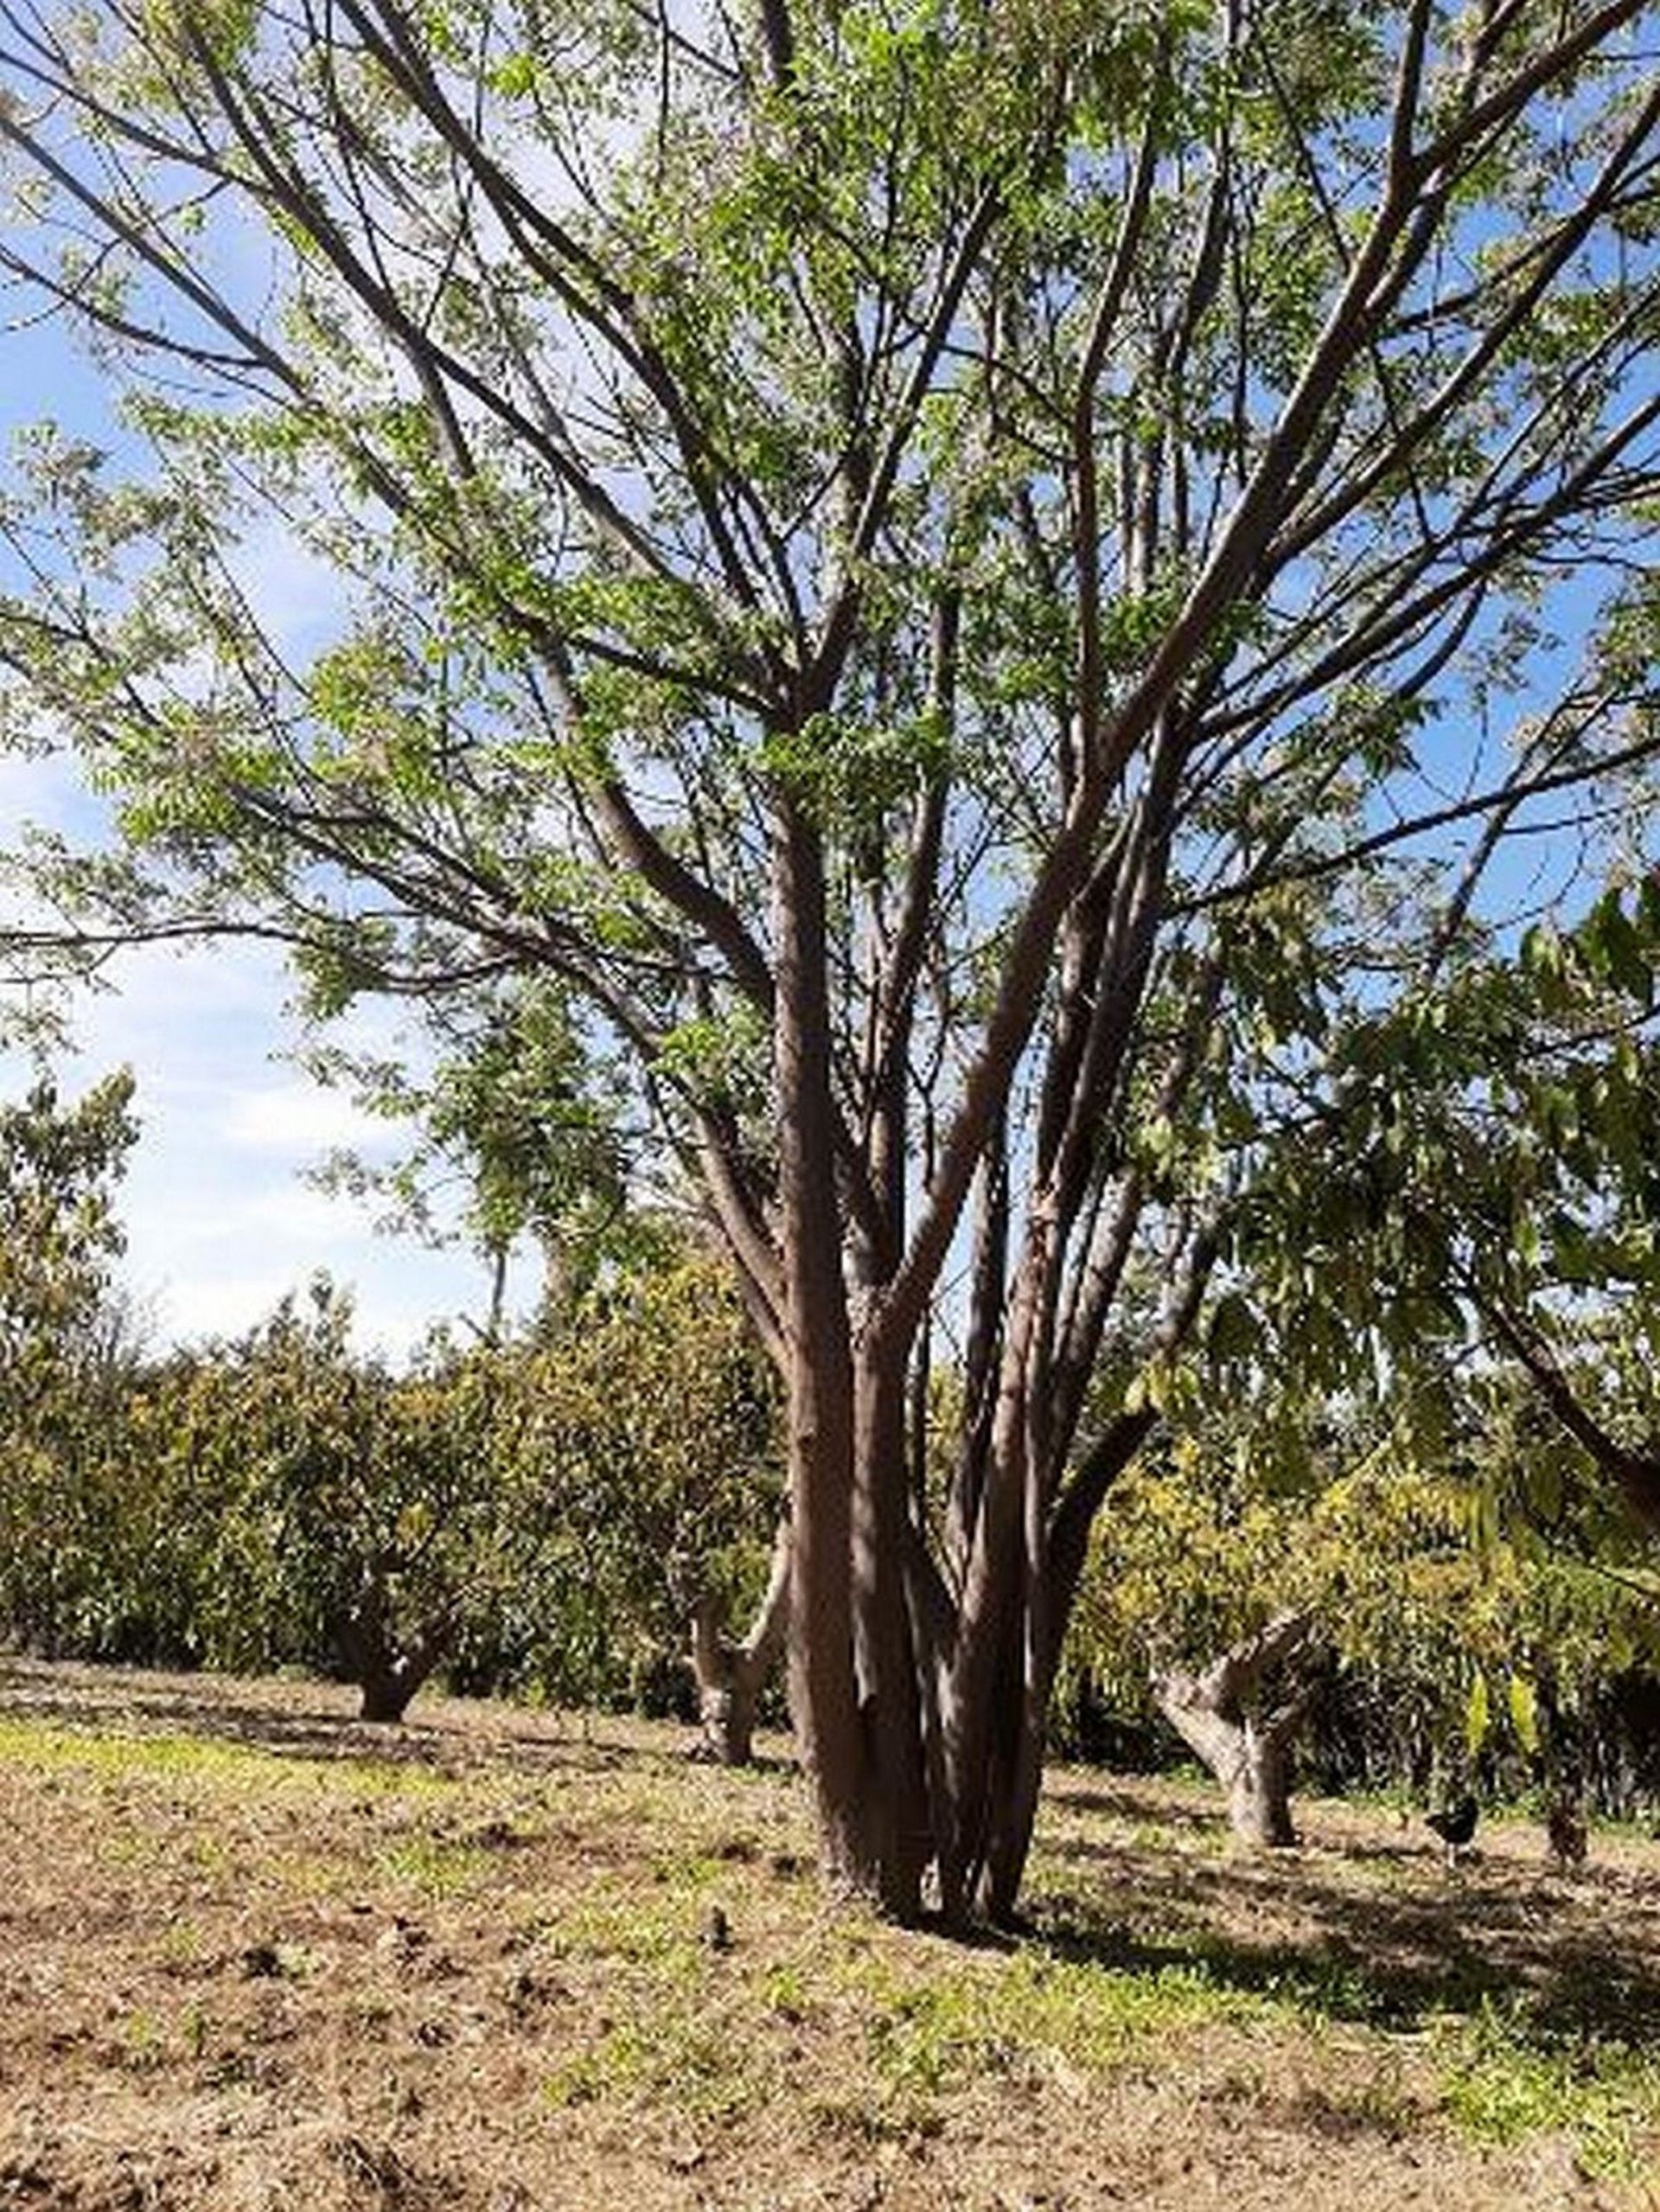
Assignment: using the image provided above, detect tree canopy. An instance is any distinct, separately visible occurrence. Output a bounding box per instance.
[2,0,1657,1921]
[0,1067,138,1650]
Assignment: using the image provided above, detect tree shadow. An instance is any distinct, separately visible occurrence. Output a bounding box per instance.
[0,1655,706,1780]
[1044,1778,1220,1832]
[1032,1812,1660,2049]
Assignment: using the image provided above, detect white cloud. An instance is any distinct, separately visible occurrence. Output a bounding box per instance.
[0,924,516,1358]
[223,508,353,664]
[223,1079,399,1155]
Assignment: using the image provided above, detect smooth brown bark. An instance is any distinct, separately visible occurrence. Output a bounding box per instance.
[850,1352,934,1916]
[772,791,884,1897]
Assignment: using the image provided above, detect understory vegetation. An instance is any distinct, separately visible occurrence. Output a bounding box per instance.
[3,1069,1658,1826]
[1,1665,1657,2212]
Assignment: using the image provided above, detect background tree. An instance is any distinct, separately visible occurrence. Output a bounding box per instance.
[2,0,1657,1920]
[522,1244,782,1756]
[0,1069,138,1653]
[307,974,634,1339]
[138,1281,536,1718]
[0,1218,782,1725]
[1152,1606,1317,1847]
[1066,1400,1660,1829]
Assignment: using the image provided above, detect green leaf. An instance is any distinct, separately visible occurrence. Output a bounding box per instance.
[1464,1672,1491,1755]
[1507,1672,1540,1755]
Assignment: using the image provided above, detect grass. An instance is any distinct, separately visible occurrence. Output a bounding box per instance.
[1438,1998,1660,2183]
[2,1656,1658,2211]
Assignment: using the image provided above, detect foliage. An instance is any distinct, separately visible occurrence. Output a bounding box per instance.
[0,1068,137,1374]
[2,0,1657,1915]
[304,975,636,1329]
[1066,1403,1660,1803]
[1230,873,1660,1545]
[122,1281,527,1697]
[0,1070,140,1653]
[453,1244,782,1708]
[0,1211,780,1716]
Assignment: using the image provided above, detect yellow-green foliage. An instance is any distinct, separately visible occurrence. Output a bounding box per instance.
[1068,1422,1657,1773]
[0,1233,779,1711]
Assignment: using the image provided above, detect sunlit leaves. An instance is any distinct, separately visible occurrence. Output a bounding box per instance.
[0,1068,136,1370]
[1508,1669,1541,1755]
[0,1070,141,1654]
[1463,1670,1491,1757]
[309,975,632,1297]
[1069,1399,1652,1785]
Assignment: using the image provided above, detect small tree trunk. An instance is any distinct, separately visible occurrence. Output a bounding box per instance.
[356,1630,450,1723]
[335,1576,450,1725]
[1227,1722,1297,1848]
[689,1517,791,1764]
[357,1658,418,1725]
[1155,1612,1315,1849]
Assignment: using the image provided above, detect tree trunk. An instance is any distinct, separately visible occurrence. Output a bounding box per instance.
[775,794,905,1905]
[850,1352,935,1915]
[334,1577,450,1725]
[768,787,1161,1928]
[1155,1612,1315,1848]
[1226,1723,1297,1848]
[357,1659,419,1725]
[689,1517,790,1765]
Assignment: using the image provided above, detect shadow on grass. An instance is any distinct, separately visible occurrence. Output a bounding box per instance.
[0,1655,737,1780]
[1044,1779,1220,1832]
[1031,1821,1660,2053]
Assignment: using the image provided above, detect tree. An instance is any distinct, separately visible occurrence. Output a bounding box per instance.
[0,1069,138,1652]
[1061,1425,1330,1844]
[143,1280,542,1718]
[690,1514,791,1765]
[2,1,1657,1921]
[1065,1409,1660,1834]
[1153,1608,1316,1847]
[514,1243,783,1736]
[306,974,634,1339]
[0,1239,777,1710]
[1245,871,1660,1549]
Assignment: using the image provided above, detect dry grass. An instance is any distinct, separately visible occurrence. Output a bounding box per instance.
[2,1658,1657,2211]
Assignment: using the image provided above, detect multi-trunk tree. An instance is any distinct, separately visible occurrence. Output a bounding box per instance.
[2,1,1657,1921]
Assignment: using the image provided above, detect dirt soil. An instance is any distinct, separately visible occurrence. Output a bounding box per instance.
[2,1659,1657,2211]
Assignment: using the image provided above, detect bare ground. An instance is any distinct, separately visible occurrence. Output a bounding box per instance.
[2,1658,1657,2212]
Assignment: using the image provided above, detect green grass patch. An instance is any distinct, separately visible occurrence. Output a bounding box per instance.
[0,1715,289,1787]
[1438,2000,1660,2180]
[0,1710,463,1806]
[818,1929,1271,2134]
[375,1835,490,1899]
[543,2000,756,2119]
